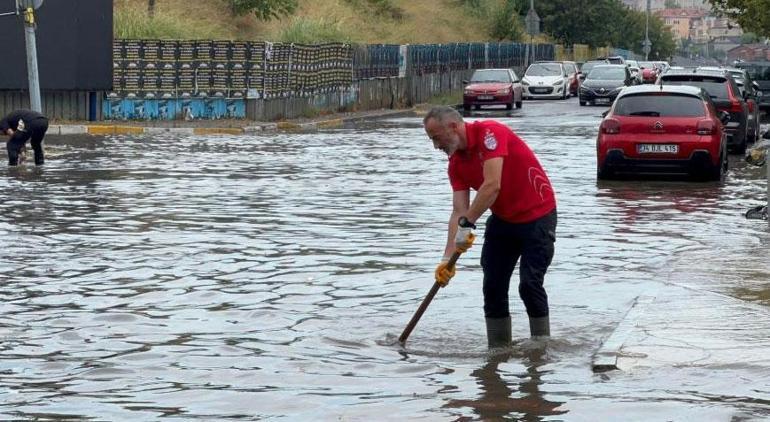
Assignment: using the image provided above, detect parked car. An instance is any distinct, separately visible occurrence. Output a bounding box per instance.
[522,62,570,99]
[596,84,728,181]
[578,59,609,83]
[559,60,580,96]
[578,64,633,106]
[596,55,626,65]
[724,67,761,144]
[658,68,749,153]
[735,61,770,111]
[462,68,523,111]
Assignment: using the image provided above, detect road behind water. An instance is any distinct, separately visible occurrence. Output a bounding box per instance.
[1,98,768,420]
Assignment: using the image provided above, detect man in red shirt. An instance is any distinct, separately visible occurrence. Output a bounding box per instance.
[423,106,557,347]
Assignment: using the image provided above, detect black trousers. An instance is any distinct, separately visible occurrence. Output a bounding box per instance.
[480,209,556,319]
[7,117,48,166]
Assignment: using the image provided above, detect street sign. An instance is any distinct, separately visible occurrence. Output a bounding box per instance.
[642,39,652,56]
[525,8,540,36]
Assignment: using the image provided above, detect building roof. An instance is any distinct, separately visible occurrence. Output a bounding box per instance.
[655,8,708,18]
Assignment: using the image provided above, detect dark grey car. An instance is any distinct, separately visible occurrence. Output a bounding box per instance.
[578,65,633,106]
[658,68,749,153]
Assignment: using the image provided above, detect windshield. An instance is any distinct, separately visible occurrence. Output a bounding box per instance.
[638,61,655,69]
[739,64,770,81]
[470,70,511,83]
[526,63,563,77]
[587,67,626,80]
[614,93,705,117]
[661,77,729,99]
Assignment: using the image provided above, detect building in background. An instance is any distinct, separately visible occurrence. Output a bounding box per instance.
[728,44,770,62]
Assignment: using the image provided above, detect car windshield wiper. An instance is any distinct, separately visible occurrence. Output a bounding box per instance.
[628,111,660,116]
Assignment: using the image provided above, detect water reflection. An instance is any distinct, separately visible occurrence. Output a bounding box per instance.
[445,343,567,420]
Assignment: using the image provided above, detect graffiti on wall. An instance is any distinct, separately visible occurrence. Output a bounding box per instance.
[103,97,246,120]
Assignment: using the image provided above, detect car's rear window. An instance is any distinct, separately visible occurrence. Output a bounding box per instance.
[526,63,563,76]
[613,93,706,117]
[587,67,626,80]
[660,76,729,99]
[470,70,511,83]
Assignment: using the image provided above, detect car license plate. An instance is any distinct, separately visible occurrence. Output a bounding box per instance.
[595,98,610,104]
[478,95,494,100]
[533,88,547,93]
[637,144,678,154]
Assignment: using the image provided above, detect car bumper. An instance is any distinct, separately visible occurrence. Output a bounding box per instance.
[523,85,565,99]
[463,93,514,107]
[601,149,717,176]
[579,90,620,104]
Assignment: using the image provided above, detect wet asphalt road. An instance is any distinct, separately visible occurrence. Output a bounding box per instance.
[1,96,769,420]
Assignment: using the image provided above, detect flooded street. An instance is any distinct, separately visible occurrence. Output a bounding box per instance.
[1,98,769,420]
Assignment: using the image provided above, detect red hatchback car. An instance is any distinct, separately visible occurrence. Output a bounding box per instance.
[463,68,523,111]
[596,85,729,180]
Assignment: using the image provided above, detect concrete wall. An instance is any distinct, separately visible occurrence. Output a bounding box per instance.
[248,70,473,121]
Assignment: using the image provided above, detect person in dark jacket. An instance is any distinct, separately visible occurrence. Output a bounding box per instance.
[1,109,49,166]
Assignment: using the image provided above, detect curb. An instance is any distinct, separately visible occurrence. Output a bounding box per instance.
[51,108,416,136]
[592,291,657,373]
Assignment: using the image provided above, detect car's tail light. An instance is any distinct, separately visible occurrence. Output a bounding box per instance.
[748,100,755,113]
[729,100,743,112]
[697,119,714,135]
[601,118,621,134]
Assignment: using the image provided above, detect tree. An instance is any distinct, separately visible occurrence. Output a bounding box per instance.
[707,0,770,38]
[664,0,681,8]
[488,0,525,41]
[229,0,298,20]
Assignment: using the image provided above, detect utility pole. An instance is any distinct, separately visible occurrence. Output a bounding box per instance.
[643,0,652,60]
[17,0,44,113]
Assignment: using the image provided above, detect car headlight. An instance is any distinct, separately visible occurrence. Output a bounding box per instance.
[464,89,472,95]
[522,79,529,86]
[553,80,564,86]
[496,88,511,95]
[757,91,763,97]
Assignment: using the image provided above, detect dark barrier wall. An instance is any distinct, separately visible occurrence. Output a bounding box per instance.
[0,0,113,90]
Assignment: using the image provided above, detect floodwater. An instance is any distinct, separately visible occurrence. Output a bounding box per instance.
[1,99,769,420]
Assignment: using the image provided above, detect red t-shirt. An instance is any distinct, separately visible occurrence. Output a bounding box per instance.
[448,120,556,223]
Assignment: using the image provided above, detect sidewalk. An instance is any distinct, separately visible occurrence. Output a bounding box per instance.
[593,282,770,372]
[48,108,418,136]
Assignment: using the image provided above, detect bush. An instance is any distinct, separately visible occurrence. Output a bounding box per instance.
[277,17,353,44]
[114,6,222,39]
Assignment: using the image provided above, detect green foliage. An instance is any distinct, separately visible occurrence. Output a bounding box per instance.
[708,0,770,38]
[533,0,675,58]
[488,0,525,41]
[664,0,681,8]
[277,17,353,43]
[741,32,761,43]
[230,0,298,20]
[115,6,222,39]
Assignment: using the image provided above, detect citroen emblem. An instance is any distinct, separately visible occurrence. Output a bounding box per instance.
[599,88,606,93]
[654,121,663,129]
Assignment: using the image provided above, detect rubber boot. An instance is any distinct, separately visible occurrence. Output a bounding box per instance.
[529,316,550,337]
[485,316,512,348]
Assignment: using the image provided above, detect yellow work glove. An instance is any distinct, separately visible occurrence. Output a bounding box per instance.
[434,257,456,287]
[454,227,476,253]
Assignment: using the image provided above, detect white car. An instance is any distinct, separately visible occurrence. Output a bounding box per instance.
[522,62,570,99]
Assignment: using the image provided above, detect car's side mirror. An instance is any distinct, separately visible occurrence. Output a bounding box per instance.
[462,80,469,84]
[752,81,760,90]
[719,110,731,124]
[601,110,610,118]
